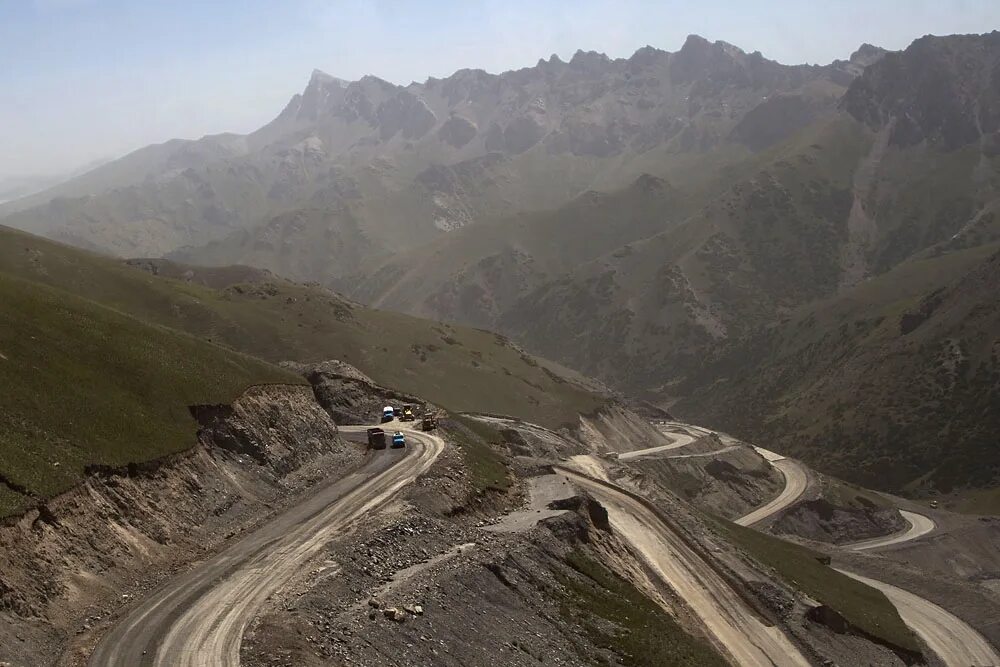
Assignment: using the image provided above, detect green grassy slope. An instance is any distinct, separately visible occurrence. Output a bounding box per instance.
[558,551,728,666]
[442,416,512,494]
[0,273,298,516]
[708,517,920,655]
[0,225,604,429]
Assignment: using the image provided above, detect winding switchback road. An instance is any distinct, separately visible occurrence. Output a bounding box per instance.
[732,437,992,666]
[835,569,1000,667]
[846,509,936,551]
[735,452,808,527]
[630,422,997,666]
[618,429,698,460]
[89,425,444,667]
[837,508,998,666]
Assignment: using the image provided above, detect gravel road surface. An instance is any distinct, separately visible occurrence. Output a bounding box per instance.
[89,425,444,667]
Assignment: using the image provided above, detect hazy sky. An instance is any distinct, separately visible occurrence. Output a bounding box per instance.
[2,0,999,180]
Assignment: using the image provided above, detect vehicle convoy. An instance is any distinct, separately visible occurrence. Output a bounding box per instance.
[400,405,415,421]
[391,431,406,448]
[381,406,395,423]
[367,427,387,450]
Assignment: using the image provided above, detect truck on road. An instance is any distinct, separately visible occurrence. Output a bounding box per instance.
[381,406,395,423]
[367,427,387,450]
[400,405,415,421]
[391,431,406,449]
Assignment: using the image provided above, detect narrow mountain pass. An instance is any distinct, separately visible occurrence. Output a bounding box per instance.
[558,466,812,667]
[89,425,444,667]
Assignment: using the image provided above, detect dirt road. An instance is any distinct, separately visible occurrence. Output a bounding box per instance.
[734,437,991,665]
[618,429,697,460]
[735,457,808,527]
[835,569,1000,667]
[89,425,444,667]
[641,423,996,665]
[846,510,936,551]
[560,467,811,667]
[837,509,996,666]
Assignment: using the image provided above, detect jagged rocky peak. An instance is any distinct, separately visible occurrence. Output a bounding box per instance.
[536,53,567,69]
[669,34,749,82]
[356,73,400,93]
[842,32,1000,149]
[677,33,745,57]
[628,45,667,68]
[569,49,612,70]
[279,69,353,123]
[308,68,348,88]
[849,43,888,65]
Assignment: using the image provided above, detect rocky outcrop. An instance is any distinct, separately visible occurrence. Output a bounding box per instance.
[438,114,478,148]
[289,360,428,425]
[502,116,546,154]
[771,498,907,544]
[376,90,437,140]
[191,384,344,473]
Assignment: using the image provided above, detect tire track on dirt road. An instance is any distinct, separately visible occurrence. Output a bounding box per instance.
[89,425,444,667]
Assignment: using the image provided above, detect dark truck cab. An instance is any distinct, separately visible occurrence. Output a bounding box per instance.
[367,427,387,450]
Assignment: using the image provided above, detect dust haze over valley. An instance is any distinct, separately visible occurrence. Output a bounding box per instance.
[2,3,1000,667]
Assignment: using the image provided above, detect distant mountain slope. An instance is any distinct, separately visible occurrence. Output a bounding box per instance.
[347,33,1000,495]
[2,36,874,271]
[0,134,249,217]
[350,173,693,328]
[675,243,1000,495]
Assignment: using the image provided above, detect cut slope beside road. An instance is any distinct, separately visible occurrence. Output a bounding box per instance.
[89,425,444,667]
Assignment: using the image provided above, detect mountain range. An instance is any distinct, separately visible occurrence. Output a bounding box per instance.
[3,32,998,498]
